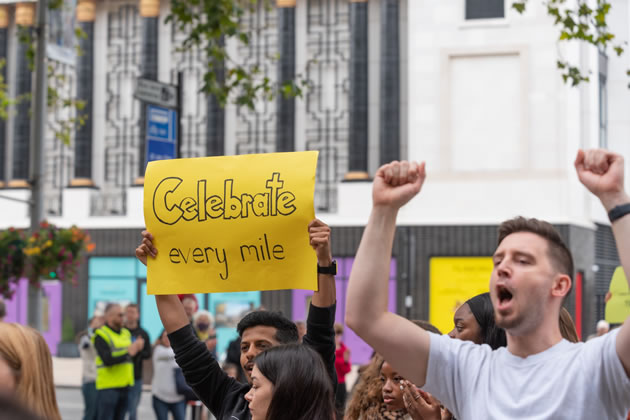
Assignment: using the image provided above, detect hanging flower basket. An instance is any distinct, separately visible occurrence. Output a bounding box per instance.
[0,221,95,299]
[0,228,27,298]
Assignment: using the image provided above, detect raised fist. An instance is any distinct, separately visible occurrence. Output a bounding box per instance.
[373,161,426,210]
[574,149,628,210]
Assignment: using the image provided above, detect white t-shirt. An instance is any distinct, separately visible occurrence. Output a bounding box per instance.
[424,329,630,419]
[152,345,185,404]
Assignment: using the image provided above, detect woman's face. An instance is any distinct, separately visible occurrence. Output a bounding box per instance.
[244,365,273,420]
[448,303,483,344]
[380,361,405,411]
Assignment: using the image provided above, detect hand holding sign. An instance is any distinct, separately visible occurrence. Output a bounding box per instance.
[309,219,333,266]
[143,152,319,294]
[135,231,156,266]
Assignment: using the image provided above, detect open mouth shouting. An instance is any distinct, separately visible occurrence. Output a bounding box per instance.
[496,284,514,311]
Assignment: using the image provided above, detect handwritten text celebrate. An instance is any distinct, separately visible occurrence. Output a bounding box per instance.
[152,172,297,225]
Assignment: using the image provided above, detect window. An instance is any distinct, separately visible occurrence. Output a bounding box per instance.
[466,0,504,20]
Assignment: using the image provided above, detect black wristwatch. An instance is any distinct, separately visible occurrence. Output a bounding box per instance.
[608,203,630,223]
[317,260,337,275]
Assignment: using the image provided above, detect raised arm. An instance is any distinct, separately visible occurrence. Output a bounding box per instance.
[135,232,188,333]
[575,149,630,377]
[135,231,248,417]
[304,219,338,389]
[309,218,336,307]
[345,161,432,387]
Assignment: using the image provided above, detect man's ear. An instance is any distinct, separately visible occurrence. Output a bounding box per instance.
[551,274,572,298]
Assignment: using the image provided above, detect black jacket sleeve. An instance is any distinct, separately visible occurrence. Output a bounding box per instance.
[138,328,152,360]
[94,335,131,367]
[169,324,250,419]
[302,302,338,392]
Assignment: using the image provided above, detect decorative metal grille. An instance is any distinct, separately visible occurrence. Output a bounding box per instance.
[170,22,209,159]
[234,2,278,155]
[305,0,350,212]
[137,16,159,176]
[44,60,76,216]
[92,3,142,216]
[13,30,33,180]
[75,21,94,179]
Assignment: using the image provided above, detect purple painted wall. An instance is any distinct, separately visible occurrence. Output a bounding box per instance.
[3,278,62,356]
[292,258,397,365]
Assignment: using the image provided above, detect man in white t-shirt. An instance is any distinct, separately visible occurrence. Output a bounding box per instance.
[345,149,630,419]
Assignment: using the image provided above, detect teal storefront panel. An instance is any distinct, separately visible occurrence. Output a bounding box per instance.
[89,257,137,277]
[209,292,261,359]
[140,283,162,343]
[88,278,137,318]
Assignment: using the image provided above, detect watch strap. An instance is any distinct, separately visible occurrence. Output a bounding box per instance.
[317,260,337,275]
[608,203,630,223]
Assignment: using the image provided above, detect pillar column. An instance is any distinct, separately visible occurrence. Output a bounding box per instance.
[276,0,296,153]
[379,0,399,165]
[9,2,35,188]
[137,0,159,182]
[71,0,96,187]
[206,36,225,157]
[346,0,369,180]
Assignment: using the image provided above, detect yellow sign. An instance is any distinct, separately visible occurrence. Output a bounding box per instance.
[429,257,492,335]
[605,266,630,324]
[143,152,319,294]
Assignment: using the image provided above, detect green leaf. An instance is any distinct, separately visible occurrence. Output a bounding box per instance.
[512,2,526,13]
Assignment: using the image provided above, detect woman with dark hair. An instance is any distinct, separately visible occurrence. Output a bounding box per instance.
[345,321,451,420]
[245,343,335,420]
[448,292,507,349]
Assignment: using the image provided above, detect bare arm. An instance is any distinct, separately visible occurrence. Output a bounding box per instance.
[575,149,630,377]
[345,161,431,387]
[309,219,336,307]
[136,232,189,333]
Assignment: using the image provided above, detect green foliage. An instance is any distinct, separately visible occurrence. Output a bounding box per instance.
[513,0,627,86]
[166,0,308,109]
[0,228,27,298]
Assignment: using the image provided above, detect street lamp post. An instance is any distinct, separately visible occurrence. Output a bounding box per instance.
[27,0,48,331]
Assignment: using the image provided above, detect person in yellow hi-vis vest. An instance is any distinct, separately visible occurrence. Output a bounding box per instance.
[93,303,145,420]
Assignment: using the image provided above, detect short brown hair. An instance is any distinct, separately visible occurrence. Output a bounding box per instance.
[497,217,574,281]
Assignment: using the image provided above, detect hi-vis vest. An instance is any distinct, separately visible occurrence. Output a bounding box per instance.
[92,325,134,390]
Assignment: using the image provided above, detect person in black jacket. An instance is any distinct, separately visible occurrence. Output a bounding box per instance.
[124,303,152,420]
[136,219,338,420]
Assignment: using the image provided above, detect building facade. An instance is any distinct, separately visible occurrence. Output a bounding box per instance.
[0,0,628,359]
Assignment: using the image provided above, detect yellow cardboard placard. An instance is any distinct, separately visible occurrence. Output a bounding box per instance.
[143,151,319,294]
[429,257,492,335]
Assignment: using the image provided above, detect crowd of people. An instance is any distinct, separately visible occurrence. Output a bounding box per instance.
[0,148,629,420]
[131,149,630,420]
